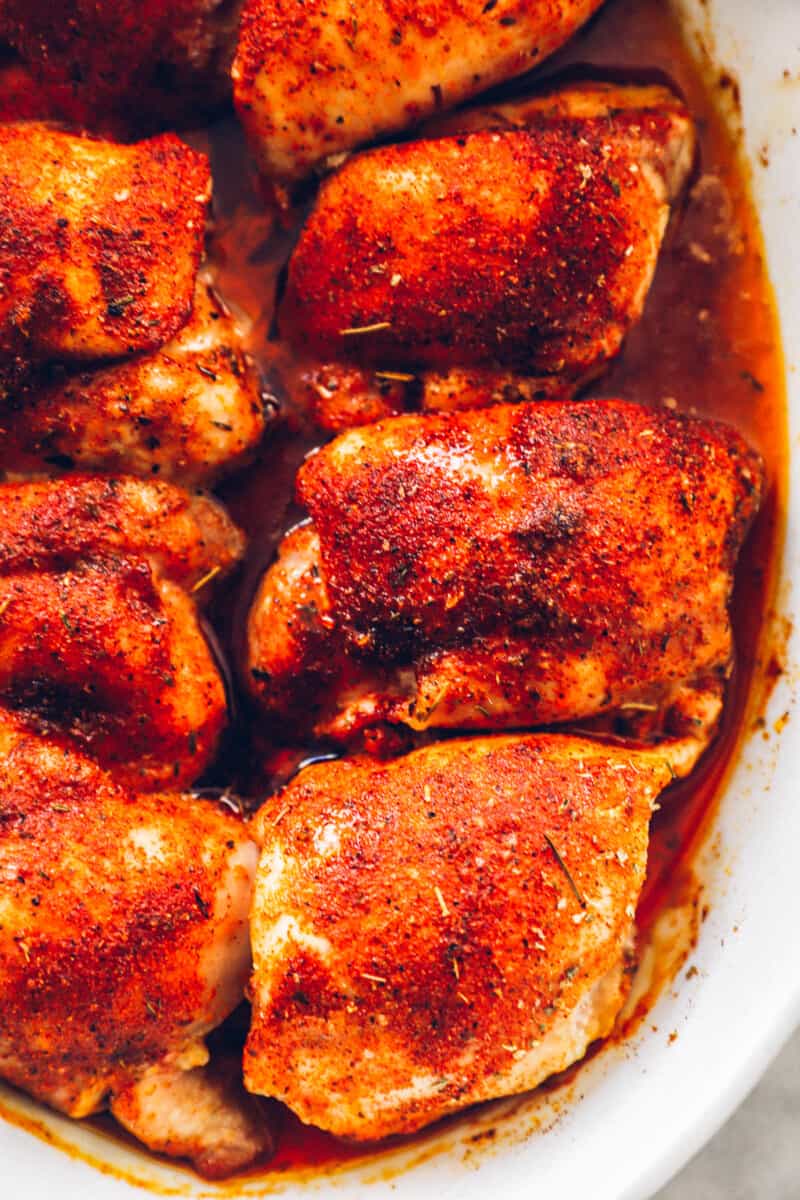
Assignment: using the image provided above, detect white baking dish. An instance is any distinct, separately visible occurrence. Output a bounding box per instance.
[2,1,799,1195]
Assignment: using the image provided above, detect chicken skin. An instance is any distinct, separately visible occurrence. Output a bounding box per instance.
[247,400,762,761]
[0,713,272,1176]
[245,733,673,1138]
[279,83,695,431]
[232,0,605,185]
[0,475,244,790]
[0,125,210,396]
[0,279,268,485]
[0,0,243,128]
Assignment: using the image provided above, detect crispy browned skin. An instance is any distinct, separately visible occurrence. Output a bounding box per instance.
[247,400,762,748]
[0,715,272,1175]
[423,79,698,176]
[0,125,210,395]
[0,475,243,789]
[0,0,242,127]
[232,0,605,183]
[279,83,695,430]
[245,734,673,1138]
[0,280,269,485]
[282,123,672,372]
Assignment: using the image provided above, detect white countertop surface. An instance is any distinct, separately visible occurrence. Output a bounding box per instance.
[654,1024,800,1198]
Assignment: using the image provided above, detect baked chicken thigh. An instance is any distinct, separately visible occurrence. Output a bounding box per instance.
[0,125,269,480]
[233,0,605,184]
[0,125,210,394]
[0,475,243,789]
[279,83,695,429]
[0,279,267,485]
[0,713,271,1176]
[245,733,673,1138]
[247,400,762,764]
